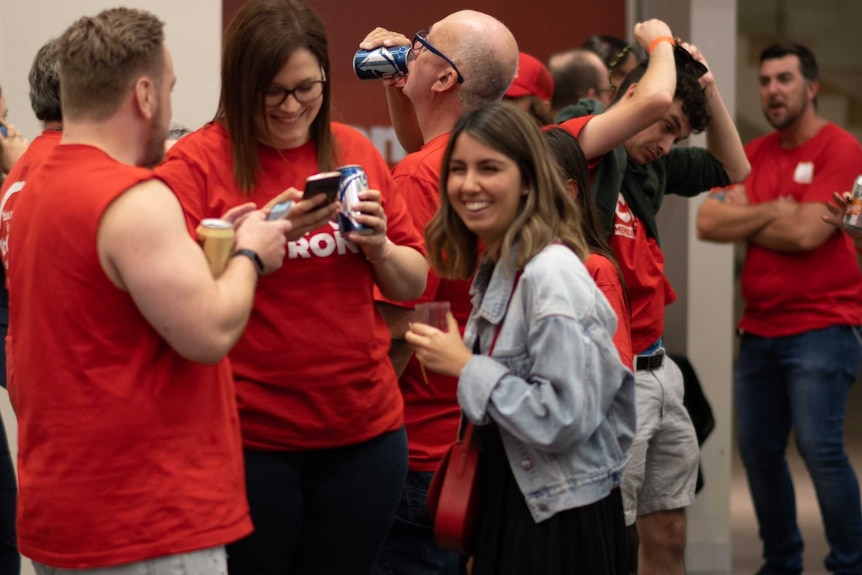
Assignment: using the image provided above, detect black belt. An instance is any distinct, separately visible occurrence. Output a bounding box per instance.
[635,349,664,372]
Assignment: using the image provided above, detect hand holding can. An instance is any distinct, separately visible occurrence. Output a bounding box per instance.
[843,176,862,231]
[337,165,375,235]
[354,46,414,80]
[196,218,235,277]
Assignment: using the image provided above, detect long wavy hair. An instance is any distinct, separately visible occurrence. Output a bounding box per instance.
[217,0,336,192]
[425,102,588,280]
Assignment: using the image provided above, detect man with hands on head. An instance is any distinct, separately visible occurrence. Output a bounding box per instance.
[556,18,750,575]
[698,42,862,575]
[359,11,518,575]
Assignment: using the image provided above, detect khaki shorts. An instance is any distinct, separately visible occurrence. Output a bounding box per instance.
[621,354,699,525]
[33,546,226,575]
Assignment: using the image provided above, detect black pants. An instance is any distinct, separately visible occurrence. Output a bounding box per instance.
[0,309,18,575]
[228,428,408,575]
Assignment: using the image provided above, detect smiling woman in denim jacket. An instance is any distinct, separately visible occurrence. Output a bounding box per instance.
[406,102,636,575]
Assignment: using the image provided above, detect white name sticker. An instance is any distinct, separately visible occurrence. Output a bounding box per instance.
[793,161,814,184]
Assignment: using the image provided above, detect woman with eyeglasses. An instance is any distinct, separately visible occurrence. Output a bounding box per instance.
[156,0,428,573]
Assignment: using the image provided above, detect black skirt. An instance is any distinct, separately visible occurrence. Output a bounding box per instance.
[471,425,630,575]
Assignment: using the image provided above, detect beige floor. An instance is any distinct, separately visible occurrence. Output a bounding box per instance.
[728,379,862,575]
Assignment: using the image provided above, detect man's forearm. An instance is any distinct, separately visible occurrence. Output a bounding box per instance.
[697,197,779,242]
[704,84,750,183]
[385,86,424,153]
[751,203,837,252]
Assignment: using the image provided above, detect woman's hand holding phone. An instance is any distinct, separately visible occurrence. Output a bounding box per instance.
[263,190,338,243]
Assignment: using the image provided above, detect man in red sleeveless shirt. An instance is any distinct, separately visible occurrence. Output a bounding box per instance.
[6,8,321,573]
[359,12,518,574]
[0,37,63,575]
[698,43,862,574]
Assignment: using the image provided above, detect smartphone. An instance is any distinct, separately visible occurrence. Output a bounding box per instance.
[303,171,342,204]
[267,199,295,221]
[0,126,7,138]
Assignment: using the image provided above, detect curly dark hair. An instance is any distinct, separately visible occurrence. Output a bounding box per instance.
[612,52,711,134]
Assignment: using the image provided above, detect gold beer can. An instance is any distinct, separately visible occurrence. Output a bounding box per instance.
[196,218,234,277]
[844,175,862,231]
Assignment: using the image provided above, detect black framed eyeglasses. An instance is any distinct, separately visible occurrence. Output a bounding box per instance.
[264,73,327,107]
[412,29,465,84]
[608,40,707,92]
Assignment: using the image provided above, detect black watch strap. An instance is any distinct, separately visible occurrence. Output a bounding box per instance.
[231,248,265,275]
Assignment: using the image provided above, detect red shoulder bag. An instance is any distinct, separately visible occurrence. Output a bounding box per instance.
[427,270,522,554]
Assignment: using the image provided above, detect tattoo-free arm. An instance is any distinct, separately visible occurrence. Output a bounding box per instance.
[680,42,750,183]
[564,20,677,160]
[703,83,750,183]
[98,180,290,364]
[385,86,424,154]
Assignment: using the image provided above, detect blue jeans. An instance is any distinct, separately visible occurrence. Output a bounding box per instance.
[227,428,408,575]
[374,471,463,575]
[736,326,862,575]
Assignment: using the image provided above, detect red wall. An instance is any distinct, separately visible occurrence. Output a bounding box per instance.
[222,0,625,161]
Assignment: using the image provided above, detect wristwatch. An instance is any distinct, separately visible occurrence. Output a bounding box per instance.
[231,248,265,275]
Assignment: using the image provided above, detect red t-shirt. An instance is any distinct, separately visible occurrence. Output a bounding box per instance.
[9,144,251,568]
[157,122,425,451]
[0,129,63,388]
[378,133,473,472]
[559,115,674,354]
[0,129,62,274]
[740,123,862,336]
[586,253,633,369]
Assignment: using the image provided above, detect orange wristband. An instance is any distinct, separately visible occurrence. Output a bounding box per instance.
[649,36,675,53]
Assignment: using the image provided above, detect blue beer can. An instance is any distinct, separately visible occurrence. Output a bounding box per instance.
[337,165,374,235]
[353,46,414,80]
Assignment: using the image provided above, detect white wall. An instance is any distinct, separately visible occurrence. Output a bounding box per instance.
[0,0,222,140]
[0,2,222,572]
[684,3,737,571]
[635,0,738,571]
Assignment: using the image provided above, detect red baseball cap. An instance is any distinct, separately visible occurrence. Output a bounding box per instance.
[505,52,554,103]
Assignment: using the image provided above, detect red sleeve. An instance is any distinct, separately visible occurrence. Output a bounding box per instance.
[375,141,449,308]
[364,154,426,261]
[556,114,604,171]
[557,115,593,138]
[154,142,211,236]
[389,172,441,303]
[801,127,862,204]
[586,254,633,369]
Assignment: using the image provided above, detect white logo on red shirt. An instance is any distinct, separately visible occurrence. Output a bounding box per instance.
[287,222,359,259]
[614,194,635,239]
[0,180,25,271]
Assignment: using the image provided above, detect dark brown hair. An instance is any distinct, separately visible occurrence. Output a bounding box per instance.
[544,127,629,307]
[58,8,164,121]
[217,0,336,192]
[29,38,62,123]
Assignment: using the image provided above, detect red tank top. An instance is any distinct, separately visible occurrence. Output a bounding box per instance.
[8,144,251,568]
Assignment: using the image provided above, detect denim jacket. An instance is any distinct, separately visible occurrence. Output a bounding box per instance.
[459,244,636,523]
